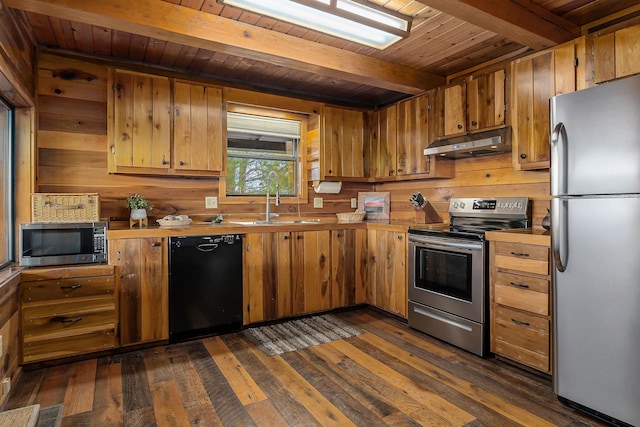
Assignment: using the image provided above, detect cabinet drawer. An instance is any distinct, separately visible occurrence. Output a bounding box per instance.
[493,305,550,372]
[494,271,549,315]
[494,242,549,275]
[22,330,115,364]
[22,275,114,303]
[22,298,116,339]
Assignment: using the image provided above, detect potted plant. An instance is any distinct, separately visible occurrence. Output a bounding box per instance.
[126,194,153,220]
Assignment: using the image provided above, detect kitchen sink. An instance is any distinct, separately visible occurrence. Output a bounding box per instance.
[227,219,321,225]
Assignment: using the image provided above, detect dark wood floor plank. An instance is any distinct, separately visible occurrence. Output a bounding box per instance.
[281,349,388,427]
[181,340,257,426]
[120,351,153,414]
[60,411,91,427]
[123,406,157,426]
[221,333,323,427]
[142,346,173,385]
[36,364,69,408]
[4,369,44,410]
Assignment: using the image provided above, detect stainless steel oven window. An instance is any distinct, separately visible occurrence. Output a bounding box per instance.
[415,247,473,301]
[0,98,13,269]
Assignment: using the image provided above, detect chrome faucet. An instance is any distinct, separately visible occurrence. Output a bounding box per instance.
[265,170,280,223]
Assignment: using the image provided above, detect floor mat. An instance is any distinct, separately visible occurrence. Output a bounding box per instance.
[244,314,363,356]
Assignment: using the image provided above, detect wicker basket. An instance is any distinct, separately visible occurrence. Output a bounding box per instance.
[32,193,100,223]
[336,211,366,223]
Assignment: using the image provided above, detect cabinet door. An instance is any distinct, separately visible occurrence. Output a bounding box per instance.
[292,231,331,315]
[331,229,357,308]
[592,25,640,84]
[436,83,466,138]
[110,237,168,345]
[321,106,364,178]
[110,70,171,172]
[467,70,505,132]
[366,230,407,318]
[369,104,397,179]
[397,93,430,176]
[174,81,225,173]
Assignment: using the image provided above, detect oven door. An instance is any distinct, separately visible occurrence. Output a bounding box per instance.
[408,235,485,323]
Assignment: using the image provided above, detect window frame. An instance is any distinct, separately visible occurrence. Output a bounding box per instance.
[219,103,309,205]
[0,98,14,269]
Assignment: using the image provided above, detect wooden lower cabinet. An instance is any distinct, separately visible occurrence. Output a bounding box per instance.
[361,229,407,318]
[20,265,116,364]
[244,229,360,325]
[488,232,551,373]
[109,237,169,346]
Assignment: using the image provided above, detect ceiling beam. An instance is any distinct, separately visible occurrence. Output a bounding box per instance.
[4,0,446,95]
[420,0,581,51]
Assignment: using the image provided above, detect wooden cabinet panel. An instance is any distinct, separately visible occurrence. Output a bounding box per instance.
[109,70,171,172]
[321,105,364,179]
[593,32,616,84]
[369,104,397,179]
[494,242,549,275]
[109,237,168,346]
[494,306,550,372]
[173,81,225,174]
[366,230,407,318]
[20,265,116,364]
[396,93,430,176]
[292,230,331,315]
[437,83,466,138]
[494,271,549,316]
[331,229,357,308]
[592,25,640,84]
[467,70,506,131]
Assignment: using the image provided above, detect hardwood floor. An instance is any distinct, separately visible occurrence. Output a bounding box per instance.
[5,308,608,426]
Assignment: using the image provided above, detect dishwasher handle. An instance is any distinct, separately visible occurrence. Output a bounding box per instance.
[196,243,219,252]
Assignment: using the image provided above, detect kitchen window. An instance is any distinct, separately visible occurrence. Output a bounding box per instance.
[222,105,308,203]
[0,98,13,268]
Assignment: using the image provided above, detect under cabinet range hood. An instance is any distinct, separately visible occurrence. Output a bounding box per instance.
[423,127,512,159]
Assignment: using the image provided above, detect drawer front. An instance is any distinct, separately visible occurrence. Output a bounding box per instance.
[22,275,114,303]
[494,242,549,275]
[494,271,549,315]
[22,298,116,340]
[493,305,549,371]
[22,330,115,364]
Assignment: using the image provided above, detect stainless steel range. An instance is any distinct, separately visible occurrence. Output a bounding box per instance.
[408,197,530,356]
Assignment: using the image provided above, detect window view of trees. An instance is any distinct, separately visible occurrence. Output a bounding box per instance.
[226,112,300,197]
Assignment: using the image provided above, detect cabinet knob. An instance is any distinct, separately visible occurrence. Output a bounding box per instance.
[161,159,167,165]
[520,153,527,159]
[282,235,289,240]
[179,160,185,166]
[397,235,402,240]
[296,235,303,240]
[328,169,332,174]
[151,242,161,247]
[471,120,477,126]
[397,168,403,173]
[457,124,463,129]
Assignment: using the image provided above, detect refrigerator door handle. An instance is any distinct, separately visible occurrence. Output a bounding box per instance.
[550,122,566,197]
[552,197,568,272]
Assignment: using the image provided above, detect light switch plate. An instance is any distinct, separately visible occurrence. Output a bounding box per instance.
[351,198,357,209]
[205,196,218,209]
[313,197,323,208]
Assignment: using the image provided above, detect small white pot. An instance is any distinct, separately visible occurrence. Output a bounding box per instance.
[130,208,147,220]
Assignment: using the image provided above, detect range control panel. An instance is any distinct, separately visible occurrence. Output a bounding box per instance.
[449,197,529,218]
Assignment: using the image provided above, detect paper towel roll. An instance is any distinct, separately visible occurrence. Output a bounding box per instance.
[313,181,342,194]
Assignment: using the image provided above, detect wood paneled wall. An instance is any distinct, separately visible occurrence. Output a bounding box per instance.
[35,51,548,227]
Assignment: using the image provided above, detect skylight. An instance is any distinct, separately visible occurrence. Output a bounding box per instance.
[221,0,412,49]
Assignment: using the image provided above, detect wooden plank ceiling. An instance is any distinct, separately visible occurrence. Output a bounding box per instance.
[5,0,640,108]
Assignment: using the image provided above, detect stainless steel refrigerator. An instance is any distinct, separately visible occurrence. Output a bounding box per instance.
[550,73,640,427]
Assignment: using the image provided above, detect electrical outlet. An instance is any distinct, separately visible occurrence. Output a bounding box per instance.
[313,197,323,208]
[205,196,218,209]
[351,198,357,209]
[2,378,9,396]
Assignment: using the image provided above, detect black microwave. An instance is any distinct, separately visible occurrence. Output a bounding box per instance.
[19,222,108,267]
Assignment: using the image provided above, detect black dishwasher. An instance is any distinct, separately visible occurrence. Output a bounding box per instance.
[168,234,243,342]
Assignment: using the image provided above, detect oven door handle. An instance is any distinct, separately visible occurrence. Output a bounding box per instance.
[410,239,482,252]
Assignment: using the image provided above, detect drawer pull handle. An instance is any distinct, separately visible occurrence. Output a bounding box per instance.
[510,251,529,257]
[151,242,160,247]
[509,282,530,289]
[60,284,82,290]
[59,316,83,324]
[511,318,530,327]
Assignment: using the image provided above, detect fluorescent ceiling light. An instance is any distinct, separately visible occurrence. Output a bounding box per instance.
[221,0,412,49]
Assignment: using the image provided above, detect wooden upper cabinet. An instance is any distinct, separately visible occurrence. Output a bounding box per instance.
[109,69,171,173]
[369,103,397,179]
[396,93,431,176]
[467,70,506,132]
[512,41,578,170]
[321,105,365,179]
[592,24,640,84]
[436,82,466,138]
[173,81,225,174]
